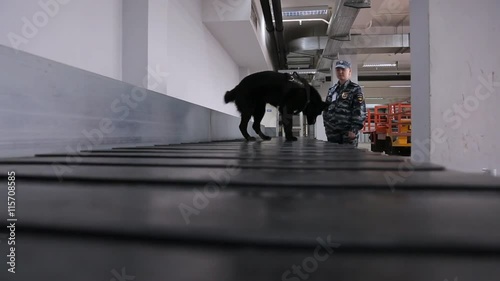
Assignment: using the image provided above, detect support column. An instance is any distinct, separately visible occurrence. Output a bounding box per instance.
[411,0,500,174]
[122,0,149,87]
[147,0,169,94]
[122,0,169,94]
[409,0,431,163]
[314,63,334,141]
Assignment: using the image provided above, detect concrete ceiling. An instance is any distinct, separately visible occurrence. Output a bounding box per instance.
[278,0,411,104]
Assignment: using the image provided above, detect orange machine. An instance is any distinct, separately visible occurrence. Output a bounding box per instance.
[386,103,411,156]
[362,105,389,153]
[362,102,411,156]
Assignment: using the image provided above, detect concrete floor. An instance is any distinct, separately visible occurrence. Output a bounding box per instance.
[358,142,371,151]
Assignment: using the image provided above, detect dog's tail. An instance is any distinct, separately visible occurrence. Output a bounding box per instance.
[224,89,237,104]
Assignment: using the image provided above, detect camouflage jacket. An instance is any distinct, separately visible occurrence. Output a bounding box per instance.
[323,80,367,133]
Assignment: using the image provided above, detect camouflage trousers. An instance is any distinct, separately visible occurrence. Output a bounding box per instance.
[325,130,359,147]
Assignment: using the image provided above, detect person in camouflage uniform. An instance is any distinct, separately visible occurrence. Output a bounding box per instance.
[323,60,367,147]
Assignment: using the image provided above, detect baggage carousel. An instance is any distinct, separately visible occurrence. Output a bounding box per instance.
[1,138,499,281]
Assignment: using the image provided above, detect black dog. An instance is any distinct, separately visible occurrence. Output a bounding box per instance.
[224,71,328,141]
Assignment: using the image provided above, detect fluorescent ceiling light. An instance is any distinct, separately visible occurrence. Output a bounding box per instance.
[280,18,329,24]
[366,97,384,100]
[283,10,328,17]
[362,63,397,68]
[389,85,411,88]
[278,69,317,75]
[296,71,317,74]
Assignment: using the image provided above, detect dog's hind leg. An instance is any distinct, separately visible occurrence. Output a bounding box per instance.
[239,113,256,141]
[252,103,271,141]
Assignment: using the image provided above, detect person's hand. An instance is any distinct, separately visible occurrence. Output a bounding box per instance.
[348,131,356,140]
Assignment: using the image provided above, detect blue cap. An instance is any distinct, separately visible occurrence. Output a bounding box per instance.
[335,60,351,69]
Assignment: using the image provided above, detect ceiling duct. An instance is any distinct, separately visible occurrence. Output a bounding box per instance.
[316,57,335,74]
[341,33,410,54]
[344,0,372,9]
[326,1,361,41]
[289,34,410,55]
[323,39,344,58]
[315,0,371,74]
[288,37,328,53]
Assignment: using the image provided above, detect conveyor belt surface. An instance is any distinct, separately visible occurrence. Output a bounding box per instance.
[0,138,499,281]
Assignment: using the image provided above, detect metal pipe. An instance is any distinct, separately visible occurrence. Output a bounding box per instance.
[260,0,280,70]
[271,0,287,69]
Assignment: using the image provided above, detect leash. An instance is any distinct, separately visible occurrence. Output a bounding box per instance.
[291,72,310,114]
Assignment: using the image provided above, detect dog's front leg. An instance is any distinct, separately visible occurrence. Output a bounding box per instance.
[281,106,297,141]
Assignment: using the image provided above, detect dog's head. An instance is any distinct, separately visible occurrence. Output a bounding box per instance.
[284,73,328,125]
[302,86,328,125]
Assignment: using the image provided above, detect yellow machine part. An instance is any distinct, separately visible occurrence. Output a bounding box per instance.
[389,119,411,147]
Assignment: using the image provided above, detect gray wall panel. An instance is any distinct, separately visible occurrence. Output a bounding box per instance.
[0,45,260,158]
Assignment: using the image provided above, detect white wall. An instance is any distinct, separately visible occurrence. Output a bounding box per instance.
[0,0,122,80]
[0,44,259,158]
[0,0,243,117]
[163,0,240,116]
[315,79,334,141]
[430,0,500,173]
[413,0,500,174]
[261,105,278,128]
